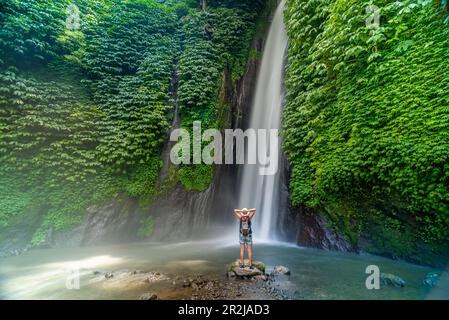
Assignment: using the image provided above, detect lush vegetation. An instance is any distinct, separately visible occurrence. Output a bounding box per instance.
[3,0,447,265]
[284,0,449,262]
[0,0,266,246]
[176,0,266,191]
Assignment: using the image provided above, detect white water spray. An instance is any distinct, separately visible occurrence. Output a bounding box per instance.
[238,0,288,241]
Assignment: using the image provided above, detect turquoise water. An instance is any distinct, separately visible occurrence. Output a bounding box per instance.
[0,240,447,300]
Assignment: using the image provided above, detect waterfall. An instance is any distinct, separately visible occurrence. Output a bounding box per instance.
[237,0,288,241]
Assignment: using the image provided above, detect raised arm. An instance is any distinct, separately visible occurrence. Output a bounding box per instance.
[249,208,256,219]
[233,209,242,220]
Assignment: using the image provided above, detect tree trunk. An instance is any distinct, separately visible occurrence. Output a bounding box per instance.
[200,0,207,11]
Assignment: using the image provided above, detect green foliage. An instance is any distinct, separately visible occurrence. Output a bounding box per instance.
[137,215,155,239]
[0,0,178,243]
[176,4,260,190]
[0,68,104,184]
[178,7,258,116]
[284,0,449,257]
[0,175,33,228]
[30,179,105,246]
[124,158,163,198]
[178,164,213,192]
[0,0,267,246]
[363,210,417,259]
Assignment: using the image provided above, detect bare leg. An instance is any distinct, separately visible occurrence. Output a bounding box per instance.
[240,244,245,265]
[248,244,252,266]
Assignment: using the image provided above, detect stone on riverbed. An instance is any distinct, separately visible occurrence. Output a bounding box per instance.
[233,267,263,277]
[139,293,158,300]
[423,272,440,288]
[227,260,265,278]
[227,260,266,273]
[90,269,169,286]
[271,266,290,276]
[381,273,406,287]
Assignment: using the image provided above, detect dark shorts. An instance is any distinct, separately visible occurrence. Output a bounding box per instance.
[239,232,252,245]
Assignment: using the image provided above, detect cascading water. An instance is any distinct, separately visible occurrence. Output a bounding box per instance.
[237,0,288,241]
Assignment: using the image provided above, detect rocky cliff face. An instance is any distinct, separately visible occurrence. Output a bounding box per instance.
[282,204,354,252]
[0,12,353,256]
[276,156,354,252]
[150,36,266,240]
[51,197,142,247]
[60,1,365,257]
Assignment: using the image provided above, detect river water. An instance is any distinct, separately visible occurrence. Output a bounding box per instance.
[1,240,447,300]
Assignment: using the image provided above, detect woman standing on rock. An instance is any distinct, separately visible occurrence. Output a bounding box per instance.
[233,208,257,269]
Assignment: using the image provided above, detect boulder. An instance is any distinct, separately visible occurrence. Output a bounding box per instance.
[232,267,263,277]
[227,260,265,273]
[381,273,406,287]
[271,266,290,276]
[227,260,265,278]
[254,274,268,281]
[423,272,440,288]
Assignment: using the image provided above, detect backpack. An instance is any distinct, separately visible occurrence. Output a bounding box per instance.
[240,215,252,236]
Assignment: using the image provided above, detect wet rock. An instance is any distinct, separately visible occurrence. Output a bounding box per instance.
[227,272,236,278]
[254,275,268,281]
[252,261,266,273]
[139,293,158,300]
[50,198,142,248]
[423,272,440,288]
[381,273,406,287]
[227,260,266,277]
[232,266,263,278]
[182,280,191,287]
[104,272,114,279]
[283,202,355,252]
[145,271,169,283]
[271,266,290,276]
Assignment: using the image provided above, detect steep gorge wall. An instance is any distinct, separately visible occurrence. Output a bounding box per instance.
[0,1,272,255]
[1,0,355,258]
[145,32,266,240]
[282,0,449,267]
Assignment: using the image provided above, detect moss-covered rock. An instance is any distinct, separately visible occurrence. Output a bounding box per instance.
[381,273,406,288]
[227,259,266,274]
